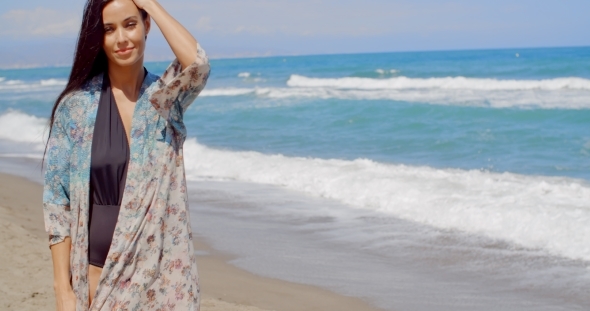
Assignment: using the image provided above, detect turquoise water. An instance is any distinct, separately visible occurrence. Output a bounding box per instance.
[2,46,590,310]
[174,47,590,179]
[3,47,589,179]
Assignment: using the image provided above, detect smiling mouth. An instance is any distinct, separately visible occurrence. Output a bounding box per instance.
[116,48,134,54]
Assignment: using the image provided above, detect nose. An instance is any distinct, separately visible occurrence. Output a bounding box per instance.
[115,27,128,45]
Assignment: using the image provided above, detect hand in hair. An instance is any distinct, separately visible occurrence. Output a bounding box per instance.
[132,0,156,10]
[135,0,199,69]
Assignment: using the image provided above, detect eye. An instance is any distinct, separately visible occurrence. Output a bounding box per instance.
[104,27,113,33]
[126,22,137,28]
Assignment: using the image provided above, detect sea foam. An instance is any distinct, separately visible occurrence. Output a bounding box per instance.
[287,75,590,90]
[0,110,47,143]
[3,110,589,262]
[0,78,66,91]
[200,88,255,97]
[197,74,590,109]
[40,79,67,86]
[183,138,590,262]
[201,85,590,109]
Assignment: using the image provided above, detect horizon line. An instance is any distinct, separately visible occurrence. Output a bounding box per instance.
[1,44,588,71]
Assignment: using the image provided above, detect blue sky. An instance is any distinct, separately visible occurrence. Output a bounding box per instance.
[0,0,588,67]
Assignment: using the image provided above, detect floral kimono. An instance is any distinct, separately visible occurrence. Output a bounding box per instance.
[43,44,210,311]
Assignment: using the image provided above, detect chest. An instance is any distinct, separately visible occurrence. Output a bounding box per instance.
[68,75,177,177]
[64,77,186,218]
[111,89,137,143]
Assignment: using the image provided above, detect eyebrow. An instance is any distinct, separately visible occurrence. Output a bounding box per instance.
[104,16,139,26]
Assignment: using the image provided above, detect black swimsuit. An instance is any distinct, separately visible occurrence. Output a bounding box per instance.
[87,74,130,268]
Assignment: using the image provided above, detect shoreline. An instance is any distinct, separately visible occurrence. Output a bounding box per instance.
[0,172,383,311]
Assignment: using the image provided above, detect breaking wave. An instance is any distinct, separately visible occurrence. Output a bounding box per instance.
[183,138,590,262]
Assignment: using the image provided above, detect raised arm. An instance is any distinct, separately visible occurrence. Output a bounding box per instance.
[134,0,198,69]
[138,0,210,135]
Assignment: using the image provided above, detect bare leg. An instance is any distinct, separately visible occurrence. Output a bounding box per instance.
[88,264,103,306]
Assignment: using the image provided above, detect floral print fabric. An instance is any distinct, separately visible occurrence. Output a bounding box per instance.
[43,43,210,311]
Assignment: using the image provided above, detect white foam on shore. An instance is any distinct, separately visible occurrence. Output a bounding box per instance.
[200,88,256,97]
[198,74,590,109]
[3,110,589,261]
[200,85,590,109]
[183,138,590,262]
[0,110,47,144]
[287,75,590,90]
[2,74,590,109]
[375,69,398,75]
[0,78,66,91]
[0,153,43,159]
[5,80,24,85]
[40,79,67,86]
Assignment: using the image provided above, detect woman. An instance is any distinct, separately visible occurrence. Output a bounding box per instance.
[43,0,210,310]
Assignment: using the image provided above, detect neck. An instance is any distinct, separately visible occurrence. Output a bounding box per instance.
[107,59,145,101]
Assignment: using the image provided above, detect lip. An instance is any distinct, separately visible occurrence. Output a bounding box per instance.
[115,47,134,54]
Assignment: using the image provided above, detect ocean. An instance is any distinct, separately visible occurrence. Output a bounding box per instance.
[1,46,589,310]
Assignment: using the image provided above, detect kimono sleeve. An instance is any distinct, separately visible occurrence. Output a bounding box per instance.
[43,98,73,247]
[149,42,211,137]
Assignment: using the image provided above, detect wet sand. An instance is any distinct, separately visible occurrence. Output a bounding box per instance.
[0,172,382,311]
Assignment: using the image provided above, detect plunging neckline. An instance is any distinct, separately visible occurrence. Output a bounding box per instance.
[108,68,149,149]
[110,87,131,149]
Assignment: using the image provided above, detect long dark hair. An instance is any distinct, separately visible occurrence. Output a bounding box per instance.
[44,0,147,161]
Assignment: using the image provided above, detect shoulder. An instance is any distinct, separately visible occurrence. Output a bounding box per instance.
[64,74,102,106]
[145,70,163,88]
[55,74,103,121]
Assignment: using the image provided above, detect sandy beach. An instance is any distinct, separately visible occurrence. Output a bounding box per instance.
[0,172,382,311]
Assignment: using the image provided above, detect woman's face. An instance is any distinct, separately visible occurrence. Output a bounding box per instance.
[102,0,150,68]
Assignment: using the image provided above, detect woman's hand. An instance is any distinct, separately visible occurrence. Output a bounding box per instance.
[132,0,156,10]
[136,0,198,69]
[54,286,77,311]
